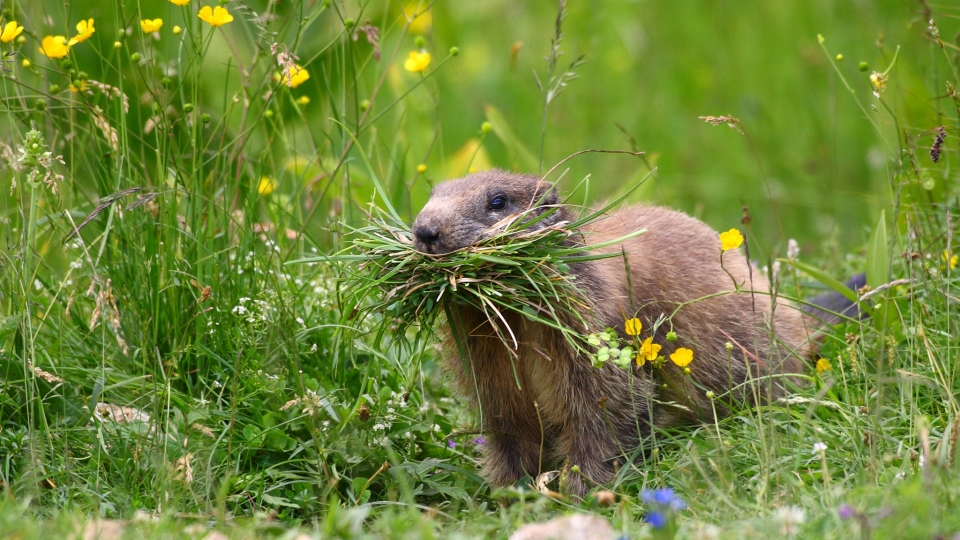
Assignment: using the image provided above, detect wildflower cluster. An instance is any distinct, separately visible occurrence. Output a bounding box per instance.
[586,317,694,373]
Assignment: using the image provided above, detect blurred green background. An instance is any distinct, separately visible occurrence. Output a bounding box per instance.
[415,0,946,254]
[12,0,956,254]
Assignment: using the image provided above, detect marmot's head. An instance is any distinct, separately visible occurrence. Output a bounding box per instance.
[412,170,567,254]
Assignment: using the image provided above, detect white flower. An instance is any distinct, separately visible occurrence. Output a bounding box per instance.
[895,471,906,481]
[787,238,800,260]
[812,442,827,454]
[296,317,305,326]
[918,454,925,467]
[34,279,43,291]
[70,260,83,269]
[774,506,805,536]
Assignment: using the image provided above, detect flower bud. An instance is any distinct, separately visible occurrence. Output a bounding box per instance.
[360,99,370,111]
[48,84,61,94]
[200,113,211,124]
[114,41,122,49]
[130,52,142,62]
[724,342,733,351]
[183,103,194,113]
[666,331,677,342]
[858,61,869,72]
[415,36,426,48]
[449,46,459,57]
[481,121,492,134]
[173,26,182,35]
[344,18,355,29]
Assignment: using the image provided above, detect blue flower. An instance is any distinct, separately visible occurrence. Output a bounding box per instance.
[644,511,667,529]
[447,439,457,448]
[474,436,486,445]
[838,504,855,520]
[642,487,686,511]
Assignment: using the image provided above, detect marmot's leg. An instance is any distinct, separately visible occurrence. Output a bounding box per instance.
[479,415,544,487]
[554,367,649,499]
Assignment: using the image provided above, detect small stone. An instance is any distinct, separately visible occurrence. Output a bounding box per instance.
[509,514,614,540]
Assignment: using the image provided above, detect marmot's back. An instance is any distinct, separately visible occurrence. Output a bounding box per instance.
[578,204,811,419]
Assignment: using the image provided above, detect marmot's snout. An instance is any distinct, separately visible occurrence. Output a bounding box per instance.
[412,221,444,254]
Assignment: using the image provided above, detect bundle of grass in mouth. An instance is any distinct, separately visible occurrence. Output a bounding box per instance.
[300,174,648,356]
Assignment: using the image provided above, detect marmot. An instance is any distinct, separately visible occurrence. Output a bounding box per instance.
[412,170,848,497]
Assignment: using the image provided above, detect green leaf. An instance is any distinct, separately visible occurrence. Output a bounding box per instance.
[866,210,889,289]
[787,259,858,304]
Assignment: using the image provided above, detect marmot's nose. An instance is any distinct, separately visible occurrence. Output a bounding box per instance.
[414,225,440,248]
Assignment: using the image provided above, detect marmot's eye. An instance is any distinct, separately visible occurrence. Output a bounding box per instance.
[489,195,506,210]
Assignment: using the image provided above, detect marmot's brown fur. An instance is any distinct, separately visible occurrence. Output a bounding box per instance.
[413,170,817,497]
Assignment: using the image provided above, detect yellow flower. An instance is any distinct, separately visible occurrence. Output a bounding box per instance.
[198,6,234,27]
[257,176,276,196]
[141,19,163,33]
[637,337,661,366]
[624,318,642,336]
[944,250,958,270]
[69,80,88,93]
[282,65,309,88]
[21,58,31,68]
[39,36,70,59]
[869,72,887,93]
[416,164,427,174]
[404,50,431,73]
[173,26,182,35]
[815,358,831,374]
[68,19,95,45]
[719,228,743,251]
[297,95,310,105]
[669,347,693,368]
[403,3,432,35]
[0,20,24,43]
[170,0,191,5]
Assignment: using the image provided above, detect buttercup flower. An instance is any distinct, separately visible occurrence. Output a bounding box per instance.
[257,176,276,196]
[199,6,234,27]
[416,164,427,174]
[670,347,693,367]
[68,19,95,45]
[719,228,744,251]
[173,26,182,35]
[39,36,70,59]
[282,65,309,88]
[70,80,88,93]
[944,250,958,270]
[141,19,163,33]
[170,0,191,5]
[1,20,24,43]
[404,50,431,72]
[637,337,661,366]
[297,96,310,106]
[815,358,831,374]
[625,317,642,336]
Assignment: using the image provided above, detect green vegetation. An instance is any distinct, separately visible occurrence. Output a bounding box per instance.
[1,0,959,538]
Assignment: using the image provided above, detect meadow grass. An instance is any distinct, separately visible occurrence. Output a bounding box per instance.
[1,0,959,538]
